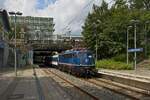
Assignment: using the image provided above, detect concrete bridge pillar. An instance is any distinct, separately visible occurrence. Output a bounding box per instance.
[0,41,9,68]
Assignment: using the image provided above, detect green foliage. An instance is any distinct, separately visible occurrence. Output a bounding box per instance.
[96,59,133,70]
[82,0,150,60]
[111,54,126,62]
[129,0,150,10]
[0,16,3,32]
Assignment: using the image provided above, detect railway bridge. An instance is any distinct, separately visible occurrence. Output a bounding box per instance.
[30,36,84,65]
[32,40,73,65]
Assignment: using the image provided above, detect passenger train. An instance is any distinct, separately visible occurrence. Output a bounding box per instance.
[51,49,97,77]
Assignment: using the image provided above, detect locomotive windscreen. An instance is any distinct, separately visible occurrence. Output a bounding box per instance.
[78,52,95,66]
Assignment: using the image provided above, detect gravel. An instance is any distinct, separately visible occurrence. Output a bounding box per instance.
[48,68,131,100]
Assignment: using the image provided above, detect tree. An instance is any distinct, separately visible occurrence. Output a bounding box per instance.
[0,17,3,38]
[114,0,127,9]
[82,0,150,60]
[129,0,150,10]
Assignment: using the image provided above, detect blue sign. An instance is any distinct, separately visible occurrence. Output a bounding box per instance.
[128,48,143,52]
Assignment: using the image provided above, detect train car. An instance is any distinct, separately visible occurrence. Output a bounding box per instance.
[58,49,97,77]
[44,56,52,66]
[51,55,59,67]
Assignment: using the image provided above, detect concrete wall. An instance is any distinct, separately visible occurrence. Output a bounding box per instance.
[0,41,9,68]
[7,47,14,67]
[0,48,4,67]
[3,42,9,66]
[0,41,33,68]
[27,50,33,65]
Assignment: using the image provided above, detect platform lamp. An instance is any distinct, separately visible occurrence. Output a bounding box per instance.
[145,21,150,59]
[9,11,22,76]
[93,19,101,62]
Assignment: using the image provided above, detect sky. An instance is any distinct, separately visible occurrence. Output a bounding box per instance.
[0,0,112,36]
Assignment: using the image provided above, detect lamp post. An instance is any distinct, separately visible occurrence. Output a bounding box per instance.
[127,26,132,64]
[130,19,140,70]
[93,22,98,62]
[145,21,150,59]
[9,11,22,76]
[93,19,101,62]
[96,31,98,62]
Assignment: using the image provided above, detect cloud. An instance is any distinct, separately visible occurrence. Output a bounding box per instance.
[3,0,38,16]
[36,0,99,35]
[0,0,5,8]
[0,0,102,35]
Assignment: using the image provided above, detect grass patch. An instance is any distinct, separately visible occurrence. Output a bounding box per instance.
[96,59,133,70]
[111,54,126,62]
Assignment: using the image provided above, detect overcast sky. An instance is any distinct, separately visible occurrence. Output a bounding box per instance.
[0,0,112,35]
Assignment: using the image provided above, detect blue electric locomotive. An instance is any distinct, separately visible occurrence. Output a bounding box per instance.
[52,49,97,76]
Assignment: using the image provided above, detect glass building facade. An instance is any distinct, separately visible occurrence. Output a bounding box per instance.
[0,12,3,40]
[9,16,54,41]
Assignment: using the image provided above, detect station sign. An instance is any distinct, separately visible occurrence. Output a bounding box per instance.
[128,48,143,52]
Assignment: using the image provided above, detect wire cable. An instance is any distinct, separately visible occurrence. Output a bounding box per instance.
[62,0,115,34]
[61,0,95,33]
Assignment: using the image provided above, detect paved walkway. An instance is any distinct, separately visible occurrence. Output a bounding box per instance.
[98,67,150,81]
[0,66,39,100]
[0,65,72,100]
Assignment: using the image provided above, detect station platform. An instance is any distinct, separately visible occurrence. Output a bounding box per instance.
[0,66,39,100]
[0,66,72,100]
[98,67,150,82]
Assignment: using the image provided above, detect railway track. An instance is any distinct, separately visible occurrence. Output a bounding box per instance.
[84,78,150,100]
[44,68,150,100]
[99,71,150,81]
[98,71,150,91]
[96,78,150,96]
[33,67,45,100]
[43,68,99,100]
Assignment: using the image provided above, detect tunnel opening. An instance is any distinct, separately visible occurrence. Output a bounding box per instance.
[33,50,52,67]
[33,48,66,67]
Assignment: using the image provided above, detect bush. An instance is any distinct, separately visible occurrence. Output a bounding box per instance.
[111,54,126,62]
[96,59,133,70]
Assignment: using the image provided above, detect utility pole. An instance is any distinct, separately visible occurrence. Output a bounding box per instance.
[95,28,98,62]
[93,22,98,62]
[93,19,101,62]
[130,19,139,70]
[127,26,132,64]
[145,21,149,59]
[134,22,137,70]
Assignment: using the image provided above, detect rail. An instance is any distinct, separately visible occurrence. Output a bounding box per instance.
[43,68,99,100]
[33,67,45,100]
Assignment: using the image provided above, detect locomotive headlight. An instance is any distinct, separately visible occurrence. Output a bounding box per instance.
[88,55,92,58]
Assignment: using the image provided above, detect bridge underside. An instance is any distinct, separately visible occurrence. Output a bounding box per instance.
[33,42,72,65]
[33,44,72,52]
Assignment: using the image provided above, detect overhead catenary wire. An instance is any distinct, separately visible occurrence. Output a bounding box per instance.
[61,0,95,33]
[62,0,115,34]
[73,0,115,26]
